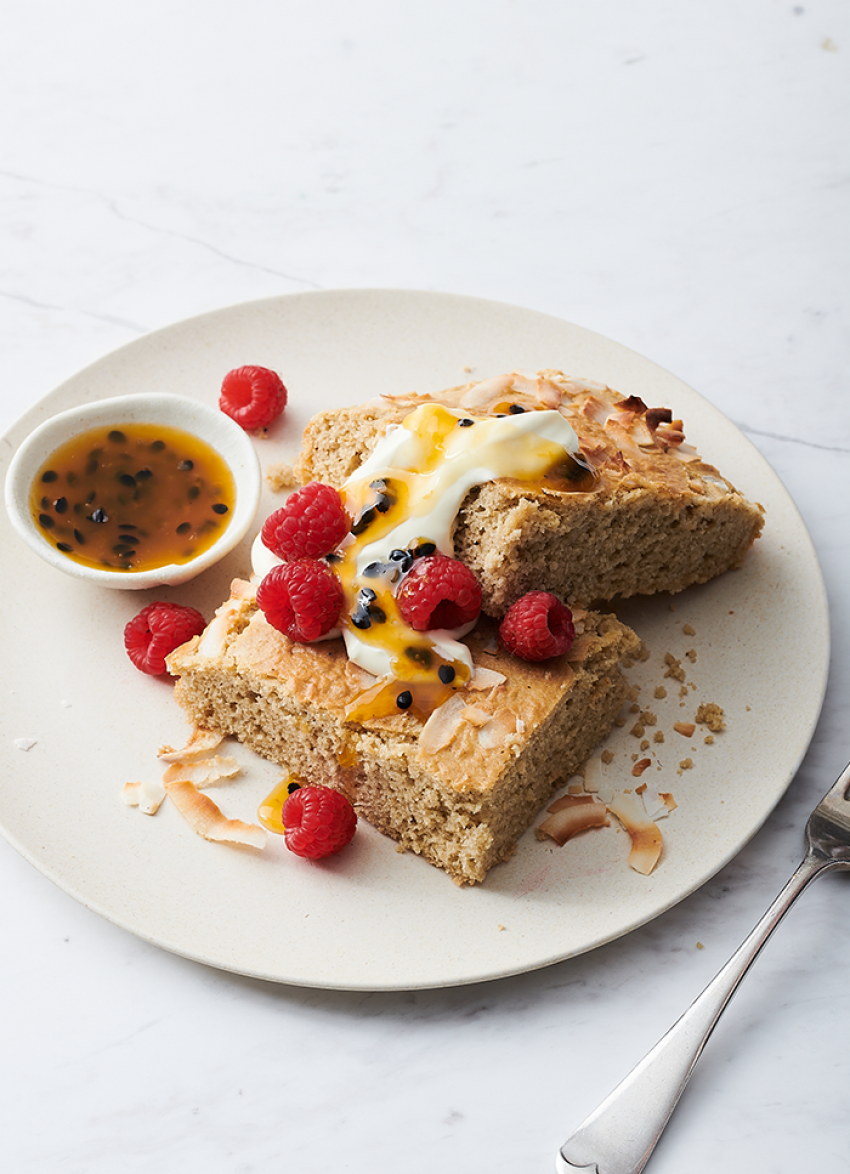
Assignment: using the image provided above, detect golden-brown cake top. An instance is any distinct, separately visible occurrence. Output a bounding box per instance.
[168,579,640,794]
[297,369,752,504]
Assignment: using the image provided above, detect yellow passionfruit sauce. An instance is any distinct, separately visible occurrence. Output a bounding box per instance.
[29,421,236,572]
[257,775,296,835]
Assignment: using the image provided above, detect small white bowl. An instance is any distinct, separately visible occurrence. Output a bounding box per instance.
[4,393,261,589]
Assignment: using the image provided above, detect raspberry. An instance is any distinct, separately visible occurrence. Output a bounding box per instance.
[281,785,357,859]
[395,554,482,631]
[124,601,207,675]
[219,365,287,431]
[256,561,343,642]
[261,482,349,562]
[499,591,575,661]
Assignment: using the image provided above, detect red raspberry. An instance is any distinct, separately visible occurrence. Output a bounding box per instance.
[281,785,357,859]
[499,591,575,661]
[261,482,349,561]
[395,554,482,631]
[256,561,343,642]
[124,601,207,675]
[219,365,287,431]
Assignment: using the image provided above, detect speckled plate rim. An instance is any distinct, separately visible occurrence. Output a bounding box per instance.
[0,289,829,991]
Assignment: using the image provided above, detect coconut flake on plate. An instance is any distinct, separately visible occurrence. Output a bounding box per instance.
[537,795,610,846]
[606,789,664,875]
[161,755,240,789]
[158,727,225,762]
[121,778,167,815]
[163,776,266,849]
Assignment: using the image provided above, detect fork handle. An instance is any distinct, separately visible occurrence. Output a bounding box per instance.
[556,849,837,1174]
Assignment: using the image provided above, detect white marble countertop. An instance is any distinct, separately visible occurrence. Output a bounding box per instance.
[2,2,849,1170]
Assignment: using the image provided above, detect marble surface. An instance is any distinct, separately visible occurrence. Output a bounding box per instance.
[1,2,848,1170]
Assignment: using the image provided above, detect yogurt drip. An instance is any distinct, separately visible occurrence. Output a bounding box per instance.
[253,402,583,718]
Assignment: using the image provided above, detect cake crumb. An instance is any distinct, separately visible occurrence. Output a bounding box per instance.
[704,735,714,745]
[497,923,506,931]
[601,749,614,764]
[696,941,705,950]
[627,685,641,701]
[629,702,641,713]
[653,686,667,700]
[685,648,697,663]
[663,653,686,682]
[683,623,696,636]
[653,730,665,744]
[678,758,694,772]
[695,702,726,732]
[640,710,657,726]
[640,739,650,750]
[265,462,299,491]
[630,723,645,738]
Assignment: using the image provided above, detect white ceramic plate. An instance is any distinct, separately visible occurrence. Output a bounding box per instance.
[0,290,828,991]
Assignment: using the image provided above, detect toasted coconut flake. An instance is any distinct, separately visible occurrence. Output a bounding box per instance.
[161,755,241,789]
[138,778,166,814]
[122,781,141,807]
[477,707,519,750]
[195,603,240,658]
[538,796,609,846]
[660,792,678,812]
[606,790,663,875]
[612,394,648,424]
[609,398,654,447]
[673,721,696,738]
[581,395,611,426]
[164,777,266,848]
[548,793,596,813]
[632,758,652,777]
[418,693,467,754]
[230,577,258,602]
[583,755,605,793]
[469,665,506,690]
[645,406,673,433]
[158,727,225,762]
[122,778,169,815]
[603,418,644,462]
[460,703,494,728]
[654,422,686,449]
[458,373,516,408]
[639,788,672,821]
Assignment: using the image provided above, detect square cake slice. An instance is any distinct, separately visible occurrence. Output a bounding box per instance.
[168,581,641,885]
[297,370,764,614]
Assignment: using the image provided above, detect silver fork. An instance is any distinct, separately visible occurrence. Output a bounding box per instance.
[556,759,850,1174]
